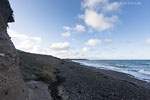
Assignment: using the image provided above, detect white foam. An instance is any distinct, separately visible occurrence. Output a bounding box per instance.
[138,69,150,75]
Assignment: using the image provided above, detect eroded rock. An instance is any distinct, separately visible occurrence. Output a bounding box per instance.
[0,0,29,100]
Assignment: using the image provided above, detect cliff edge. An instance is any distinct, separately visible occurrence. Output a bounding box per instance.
[0,0,29,100]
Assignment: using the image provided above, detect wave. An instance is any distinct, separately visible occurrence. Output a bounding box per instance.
[140,63,150,66]
[138,69,150,75]
[114,64,129,68]
[129,69,150,75]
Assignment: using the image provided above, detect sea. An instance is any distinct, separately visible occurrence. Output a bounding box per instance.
[72,60,150,82]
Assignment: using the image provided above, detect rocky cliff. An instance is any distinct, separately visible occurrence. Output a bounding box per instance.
[0,0,29,100]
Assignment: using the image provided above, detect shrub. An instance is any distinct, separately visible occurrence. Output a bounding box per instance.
[38,70,57,83]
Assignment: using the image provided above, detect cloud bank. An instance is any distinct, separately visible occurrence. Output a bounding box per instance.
[8,29,48,54]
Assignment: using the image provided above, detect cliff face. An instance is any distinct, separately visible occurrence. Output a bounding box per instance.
[0,0,29,100]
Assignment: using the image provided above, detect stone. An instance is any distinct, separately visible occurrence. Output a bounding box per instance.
[0,53,5,57]
[26,81,38,89]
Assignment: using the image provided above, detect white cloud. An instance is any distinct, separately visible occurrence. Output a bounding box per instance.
[82,0,107,10]
[51,48,91,59]
[8,29,42,43]
[82,47,89,52]
[103,2,120,12]
[50,42,72,58]
[51,47,77,59]
[16,40,33,50]
[50,42,92,59]
[62,32,71,37]
[33,37,42,43]
[8,29,29,40]
[81,0,120,12]
[105,39,112,43]
[74,24,86,32]
[80,0,120,32]
[51,42,70,50]
[52,50,69,57]
[63,26,72,31]
[7,29,48,54]
[80,10,118,32]
[85,39,101,46]
[146,39,150,45]
[62,24,86,37]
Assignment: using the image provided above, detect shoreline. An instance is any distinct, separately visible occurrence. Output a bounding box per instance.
[84,64,150,89]
[55,60,150,100]
[71,60,150,89]
[72,60,150,83]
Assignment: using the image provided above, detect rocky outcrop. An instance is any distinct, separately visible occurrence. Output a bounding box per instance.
[0,0,29,100]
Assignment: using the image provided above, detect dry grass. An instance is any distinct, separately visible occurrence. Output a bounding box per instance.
[38,70,57,83]
[18,51,61,83]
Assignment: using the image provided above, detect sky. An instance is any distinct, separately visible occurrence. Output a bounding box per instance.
[7,0,150,59]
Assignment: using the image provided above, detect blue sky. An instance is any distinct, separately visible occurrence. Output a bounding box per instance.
[8,0,150,59]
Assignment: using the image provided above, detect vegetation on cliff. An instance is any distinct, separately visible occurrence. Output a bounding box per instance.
[18,51,61,83]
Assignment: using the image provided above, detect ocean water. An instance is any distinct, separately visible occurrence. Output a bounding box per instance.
[72,60,150,82]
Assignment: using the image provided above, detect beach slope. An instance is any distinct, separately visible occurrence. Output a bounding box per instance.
[56,60,150,100]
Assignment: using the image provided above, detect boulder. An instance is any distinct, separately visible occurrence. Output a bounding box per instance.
[26,81,38,89]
